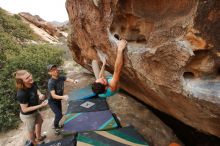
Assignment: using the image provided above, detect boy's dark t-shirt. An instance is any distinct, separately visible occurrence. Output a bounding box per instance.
[17,82,39,115]
[48,76,66,102]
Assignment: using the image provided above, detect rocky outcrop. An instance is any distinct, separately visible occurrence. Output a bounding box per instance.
[66,0,220,137]
[107,94,182,146]
[19,12,63,38]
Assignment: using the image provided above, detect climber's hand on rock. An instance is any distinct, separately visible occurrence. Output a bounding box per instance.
[117,39,127,52]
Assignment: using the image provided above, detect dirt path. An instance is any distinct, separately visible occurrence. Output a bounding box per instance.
[0,61,94,146]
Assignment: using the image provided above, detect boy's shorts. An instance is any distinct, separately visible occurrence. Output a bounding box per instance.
[20,111,41,132]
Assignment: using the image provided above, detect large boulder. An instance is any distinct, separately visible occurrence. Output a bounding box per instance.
[66,0,220,137]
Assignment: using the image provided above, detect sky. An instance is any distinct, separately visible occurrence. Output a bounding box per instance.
[0,0,68,22]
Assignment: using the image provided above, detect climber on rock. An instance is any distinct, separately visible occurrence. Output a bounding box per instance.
[91,39,127,98]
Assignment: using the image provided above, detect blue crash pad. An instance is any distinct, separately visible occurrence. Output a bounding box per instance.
[37,136,75,146]
[68,85,96,101]
[63,110,118,135]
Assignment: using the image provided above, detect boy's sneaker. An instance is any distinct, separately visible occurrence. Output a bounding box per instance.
[54,128,61,135]
[24,140,34,146]
[35,135,46,143]
[58,124,64,129]
[53,124,63,129]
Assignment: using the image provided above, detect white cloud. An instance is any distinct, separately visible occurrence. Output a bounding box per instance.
[0,0,68,22]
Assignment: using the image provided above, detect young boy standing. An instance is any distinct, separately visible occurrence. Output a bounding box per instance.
[47,64,76,134]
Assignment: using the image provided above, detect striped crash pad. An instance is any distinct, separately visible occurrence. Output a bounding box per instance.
[68,85,96,101]
[77,126,149,146]
[37,136,75,146]
[63,110,118,134]
[66,98,109,114]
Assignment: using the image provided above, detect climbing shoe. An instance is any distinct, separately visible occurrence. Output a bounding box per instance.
[35,135,46,143]
[54,128,61,135]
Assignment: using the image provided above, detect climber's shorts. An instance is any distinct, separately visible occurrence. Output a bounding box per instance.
[20,111,41,132]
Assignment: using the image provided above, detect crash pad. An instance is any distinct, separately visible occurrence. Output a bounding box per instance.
[76,126,149,146]
[68,85,96,101]
[37,136,75,146]
[66,98,109,114]
[63,110,118,135]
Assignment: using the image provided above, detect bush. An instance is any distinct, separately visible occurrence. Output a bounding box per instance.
[0,26,21,68]
[6,44,63,88]
[0,44,64,132]
[0,8,34,41]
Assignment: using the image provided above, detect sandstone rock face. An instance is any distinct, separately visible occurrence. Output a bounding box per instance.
[19,12,62,37]
[66,0,220,137]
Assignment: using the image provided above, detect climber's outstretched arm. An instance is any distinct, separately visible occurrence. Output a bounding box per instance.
[109,39,127,91]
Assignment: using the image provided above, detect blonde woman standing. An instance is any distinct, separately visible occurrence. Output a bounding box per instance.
[15,70,48,145]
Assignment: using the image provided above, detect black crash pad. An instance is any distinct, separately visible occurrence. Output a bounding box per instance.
[66,98,109,114]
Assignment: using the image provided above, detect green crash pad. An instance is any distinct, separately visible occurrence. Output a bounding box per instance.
[77,126,149,146]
